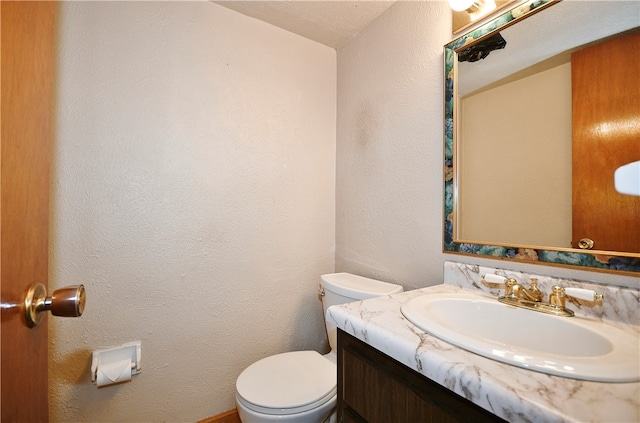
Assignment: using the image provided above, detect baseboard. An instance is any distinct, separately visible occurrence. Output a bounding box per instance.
[197,408,241,423]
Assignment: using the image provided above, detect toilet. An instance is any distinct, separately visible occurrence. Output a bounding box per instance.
[235,272,403,423]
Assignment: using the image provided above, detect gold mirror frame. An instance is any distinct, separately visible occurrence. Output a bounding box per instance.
[443,0,640,274]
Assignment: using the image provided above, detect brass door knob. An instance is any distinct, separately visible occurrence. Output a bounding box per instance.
[578,238,595,250]
[24,283,86,328]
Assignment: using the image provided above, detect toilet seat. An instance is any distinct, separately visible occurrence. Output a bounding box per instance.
[236,350,336,415]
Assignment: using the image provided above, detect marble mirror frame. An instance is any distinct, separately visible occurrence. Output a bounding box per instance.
[443,0,640,274]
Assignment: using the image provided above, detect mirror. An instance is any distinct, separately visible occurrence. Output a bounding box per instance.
[444,0,640,274]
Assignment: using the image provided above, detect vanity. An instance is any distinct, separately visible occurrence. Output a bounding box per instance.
[328,262,640,423]
[337,329,504,422]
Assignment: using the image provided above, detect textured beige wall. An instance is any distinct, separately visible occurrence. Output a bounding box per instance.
[50,2,335,421]
[335,1,452,289]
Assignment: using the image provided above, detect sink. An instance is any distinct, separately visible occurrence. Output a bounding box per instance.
[400,291,640,382]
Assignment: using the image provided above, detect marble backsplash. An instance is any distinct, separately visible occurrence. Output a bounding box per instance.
[444,261,640,326]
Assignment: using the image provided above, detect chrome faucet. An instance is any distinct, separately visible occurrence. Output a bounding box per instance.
[482,274,603,317]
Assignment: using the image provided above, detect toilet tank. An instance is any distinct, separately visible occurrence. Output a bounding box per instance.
[320,273,403,352]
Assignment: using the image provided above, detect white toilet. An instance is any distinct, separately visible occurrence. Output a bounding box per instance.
[235,272,403,423]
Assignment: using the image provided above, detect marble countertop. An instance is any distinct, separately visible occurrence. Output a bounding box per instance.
[326,284,640,423]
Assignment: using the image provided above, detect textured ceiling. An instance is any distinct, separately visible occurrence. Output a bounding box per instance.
[213,1,397,49]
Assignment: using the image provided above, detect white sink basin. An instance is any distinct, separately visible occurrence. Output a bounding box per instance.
[400,292,640,382]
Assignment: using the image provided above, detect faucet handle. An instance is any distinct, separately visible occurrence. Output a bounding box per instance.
[483,274,508,284]
[482,274,517,297]
[564,287,604,302]
[482,274,519,287]
[549,285,604,308]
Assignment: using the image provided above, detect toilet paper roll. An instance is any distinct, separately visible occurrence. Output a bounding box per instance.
[97,358,132,387]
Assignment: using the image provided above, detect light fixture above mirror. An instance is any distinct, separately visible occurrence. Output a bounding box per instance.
[450,0,514,34]
[449,0,485,13]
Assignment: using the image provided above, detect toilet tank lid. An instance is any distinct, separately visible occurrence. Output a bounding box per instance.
[321,273,403,300]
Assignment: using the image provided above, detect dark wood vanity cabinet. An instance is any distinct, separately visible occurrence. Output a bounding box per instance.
[337,329,505,423]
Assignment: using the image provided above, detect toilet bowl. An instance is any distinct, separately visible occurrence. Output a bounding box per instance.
[235,273,403,423]
[236,351,336,423]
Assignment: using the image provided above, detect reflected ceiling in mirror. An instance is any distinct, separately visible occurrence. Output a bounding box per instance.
[443,0,640,274]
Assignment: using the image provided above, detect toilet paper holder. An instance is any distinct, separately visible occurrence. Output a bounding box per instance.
[91,341,142,384]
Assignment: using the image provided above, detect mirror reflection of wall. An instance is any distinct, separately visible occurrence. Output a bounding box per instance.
[458,61,572,247]
[458,29,640,251]
[445,0,640,273]
[453,0,640,253]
